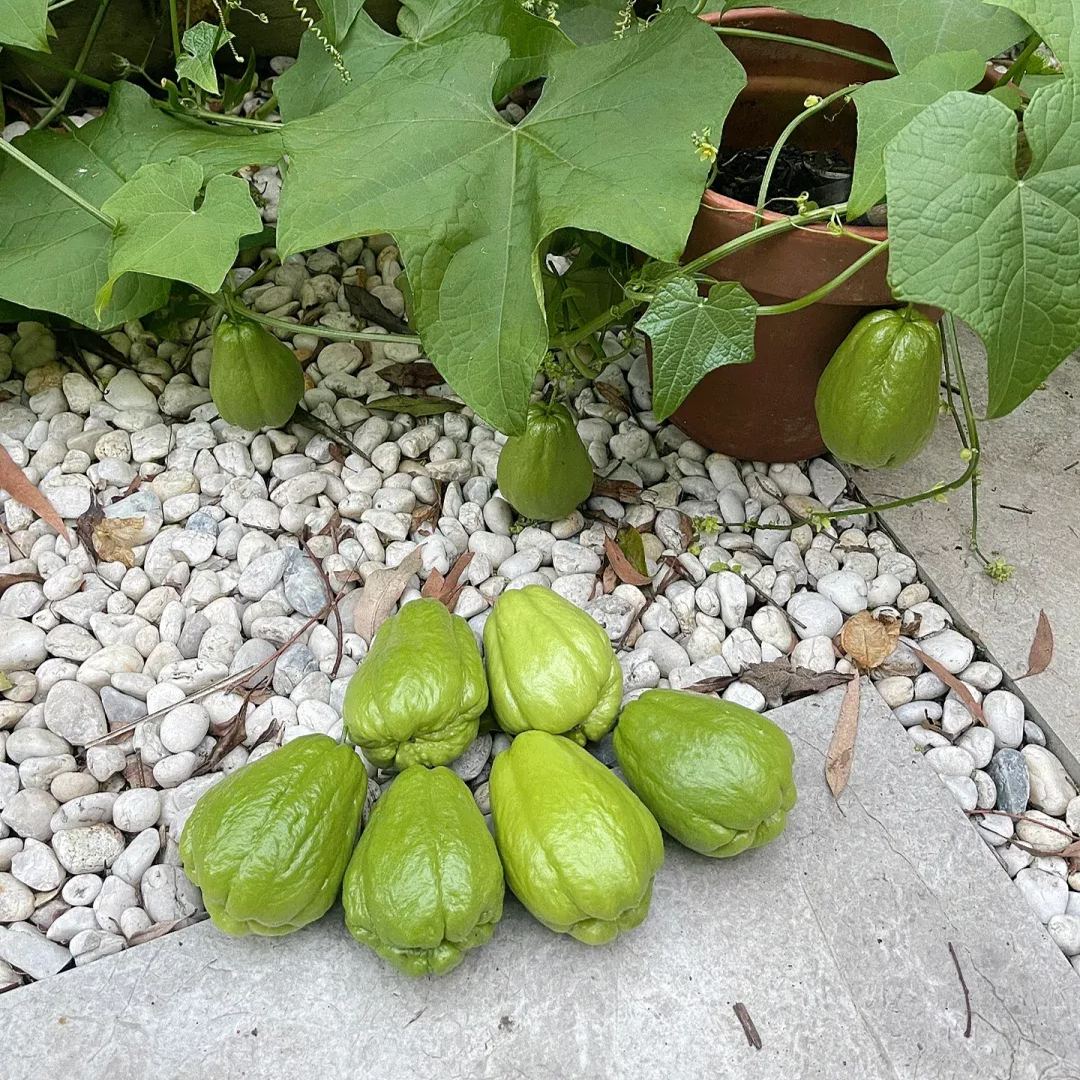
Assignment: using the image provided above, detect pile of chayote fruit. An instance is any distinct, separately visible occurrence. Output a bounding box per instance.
[180,585,797,975]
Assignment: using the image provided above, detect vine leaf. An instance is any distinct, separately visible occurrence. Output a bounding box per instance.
[277,0,573,122]
[175,21,235,94]
[0,0,49,50]
[278,14,744,435]
[637,276,757,422]
[885,82,1080,418]
[988,0,1077,68]
[725,0,1028,72]
[0,83,282,329]
[97,159,262,311]
[848,50,986,219]
[314,0,365,43]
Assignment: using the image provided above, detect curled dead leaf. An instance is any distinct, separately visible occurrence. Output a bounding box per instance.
[353,547,424,642]
[838,610,900,670]
[825,676,861,799]
[1018,609,1053,679]
[92,516,146,568]
[604,530,650,586]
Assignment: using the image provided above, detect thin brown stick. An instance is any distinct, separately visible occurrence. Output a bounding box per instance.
[733,1002,761,1050]
[947,942,972,1038]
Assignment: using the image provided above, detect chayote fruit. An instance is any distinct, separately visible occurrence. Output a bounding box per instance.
[490,730,663,944]
[614,689,796,858]
[179,734,366,936]
[210,316,306,431]
[496,400,594,520]
[343,598,487,769]
[342,765,504,975]
[484,585,621,744]
[815,304,942,469]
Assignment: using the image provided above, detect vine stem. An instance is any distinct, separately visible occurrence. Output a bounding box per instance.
[754,83,859,227]
[7,46,112,91]
[241,310,423,346]
[757,240,889,316]
[168,0,184,65]
[181,107,282,130]
[999,33,1043,88]
[713,26,897,74]
[0,138,116,228]
[34,0,114,131]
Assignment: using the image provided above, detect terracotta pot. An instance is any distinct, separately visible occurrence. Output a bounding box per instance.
[663,8,896,462]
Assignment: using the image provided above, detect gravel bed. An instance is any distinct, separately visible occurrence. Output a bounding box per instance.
[1,169,1078,988]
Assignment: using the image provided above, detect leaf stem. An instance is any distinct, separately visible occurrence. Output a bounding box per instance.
[757,239,889,316]
[754,83,859,227]
[240,310,423,346]
[7,46,112,91]
[713,26,897,74]
[34,0,114,131]
[176,106,282,130]
[999,33,1043,88]
[0,138,116,228]
[168,0,184,64]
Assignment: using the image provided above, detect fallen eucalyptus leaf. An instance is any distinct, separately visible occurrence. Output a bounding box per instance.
[379,361,444,389]
[739,659,850,709]
[0,444,71,542]
[591,477,642,503]
[908,644,986,724]
[838,610,901,670]
[826,675,862,799]
[0,571,43,594]
[604,529,650,586]
[421,551,474,610]
[366,394,464,417]
[343,282,412,334]
[1018,608,1053,679]
[354,547,424,642]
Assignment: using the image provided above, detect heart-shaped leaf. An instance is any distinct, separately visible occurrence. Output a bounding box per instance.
[0,0,49,50]
[98,158,262,311]
[637,275,757,422]
[176,20,236,94]
[277,14,745,434]
[988,0,1077,68]
[885,81,1080,417]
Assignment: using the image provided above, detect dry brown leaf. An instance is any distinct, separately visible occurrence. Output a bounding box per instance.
[826,676,861,799]
[838,611,901,670]
[0,571,43,594]
[684,674,737,695]
[380,361,444,389]
[604,534,651,586]
[92,516,146,568]
[354,547,424,642]
[740,659,851,709]
[1018,609,1053,679]
[0,443,71,541]
[908,644,986,725]
[594,380,632,415]
[421,551,474,610]
[591,477,642,503]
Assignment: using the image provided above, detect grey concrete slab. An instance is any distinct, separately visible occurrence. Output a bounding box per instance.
[3,684,1078,1079]
[854,331,1080,775]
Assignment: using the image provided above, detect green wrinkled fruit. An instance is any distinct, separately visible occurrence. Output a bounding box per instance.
[342,765,504,975]
[491,730,663,944]
[484,585,621,744]
[614,689,796,858]
[179,734,366,936]
[815,304,942,469]
[210,316,305,430]
[496,401,593,520]
[344,598,487,769]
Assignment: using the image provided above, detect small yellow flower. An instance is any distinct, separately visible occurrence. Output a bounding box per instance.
[692,128,717,163]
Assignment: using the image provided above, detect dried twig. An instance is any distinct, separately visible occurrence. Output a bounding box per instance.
[733,1002,761,1050]
[947,942,972,1038]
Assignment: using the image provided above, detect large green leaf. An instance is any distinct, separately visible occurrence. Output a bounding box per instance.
[0,0,49,50]
[278,13,744,434]
[724,0,1028,71]
[315,0,366,42]
[277,0,573,122]
[885,81,1080,417]
[848,50,986,218]
[988,0,1077,68]
[0,83,282,329]
[98,158,263,310]
[637,275,757,421]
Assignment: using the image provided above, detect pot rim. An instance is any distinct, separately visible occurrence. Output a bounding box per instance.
[699,7,889,242]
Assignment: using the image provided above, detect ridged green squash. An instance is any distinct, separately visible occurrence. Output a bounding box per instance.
[614,690,796,858]
[210,316,305,430]
[342,766,504,976]
[179,735,366,935]
[814,305,942,468]
[490,730,664,944]
[496,401,593,520]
